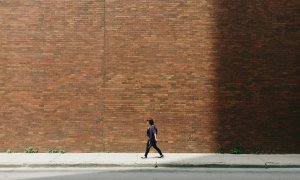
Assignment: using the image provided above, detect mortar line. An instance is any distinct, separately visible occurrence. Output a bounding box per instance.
[101,0,107,152]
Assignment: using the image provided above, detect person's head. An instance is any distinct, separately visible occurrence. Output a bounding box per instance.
[147,117,154,125]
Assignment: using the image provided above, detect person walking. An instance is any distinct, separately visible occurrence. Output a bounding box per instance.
[141,117,164,159]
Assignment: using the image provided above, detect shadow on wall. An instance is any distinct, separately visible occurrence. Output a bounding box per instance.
[213,1,300,153]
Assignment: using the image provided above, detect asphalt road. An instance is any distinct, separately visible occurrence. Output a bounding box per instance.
[1,167,300,180]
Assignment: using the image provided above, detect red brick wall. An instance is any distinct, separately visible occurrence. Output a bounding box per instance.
[0,0,299,153]
[0,0,105,152]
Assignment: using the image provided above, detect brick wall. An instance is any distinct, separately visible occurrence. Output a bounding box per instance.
[0,0,105,152]
[0,0,299,153]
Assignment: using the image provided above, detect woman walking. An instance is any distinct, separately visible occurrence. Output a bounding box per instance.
[141,118,164,159]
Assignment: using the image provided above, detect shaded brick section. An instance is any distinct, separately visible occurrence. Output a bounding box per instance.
[0,0,299,153]
[213,0,300,153]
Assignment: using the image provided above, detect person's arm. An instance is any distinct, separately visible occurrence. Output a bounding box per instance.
[152,126,157,141]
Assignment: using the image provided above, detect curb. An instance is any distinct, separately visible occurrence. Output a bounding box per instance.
[1,163,300,168]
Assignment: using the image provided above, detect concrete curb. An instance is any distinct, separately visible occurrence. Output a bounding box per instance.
[1,163,300,168]
[1,153,300,168]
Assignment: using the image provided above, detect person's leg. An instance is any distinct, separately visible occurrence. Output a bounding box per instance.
[144,140,152,158]
[152,143,163,156]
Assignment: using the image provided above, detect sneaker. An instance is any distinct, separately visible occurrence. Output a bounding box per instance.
[159,154,164,158]
[141,156,147,159]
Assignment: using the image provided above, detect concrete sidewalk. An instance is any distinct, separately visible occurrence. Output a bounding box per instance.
[0,153,300,168]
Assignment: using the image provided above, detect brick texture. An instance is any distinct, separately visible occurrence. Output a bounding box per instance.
[0,0,299,153]
[0,0,105,152]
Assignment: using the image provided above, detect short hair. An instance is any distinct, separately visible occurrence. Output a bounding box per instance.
[147,117,154,125]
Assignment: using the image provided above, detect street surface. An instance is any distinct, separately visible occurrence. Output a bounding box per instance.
[0,167,300,180]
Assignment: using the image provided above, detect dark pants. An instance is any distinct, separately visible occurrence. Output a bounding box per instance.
[144,139,163,157]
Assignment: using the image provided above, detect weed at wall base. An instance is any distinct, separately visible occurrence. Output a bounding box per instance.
[24,147,38,153]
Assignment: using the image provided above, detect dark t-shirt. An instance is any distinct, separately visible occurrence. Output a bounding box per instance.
[147,125,157,140]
